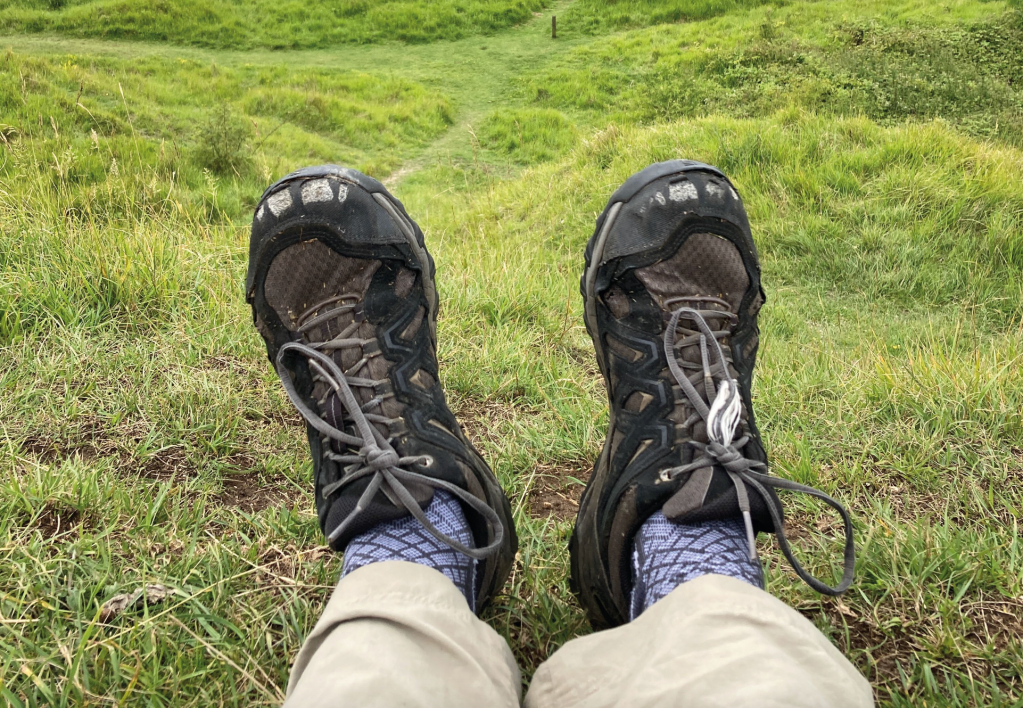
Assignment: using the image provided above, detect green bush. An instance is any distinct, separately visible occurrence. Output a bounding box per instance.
[193,105,250,176]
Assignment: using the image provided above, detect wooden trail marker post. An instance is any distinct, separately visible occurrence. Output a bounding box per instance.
[552,15,557,39]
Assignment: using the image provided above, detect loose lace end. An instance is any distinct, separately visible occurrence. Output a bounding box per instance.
[664,305,856,595]
[276,340,505,561]
[742,510,757,561]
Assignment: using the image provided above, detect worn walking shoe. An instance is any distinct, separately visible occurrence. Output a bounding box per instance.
[245,165,517,611]
[571,160,855,629]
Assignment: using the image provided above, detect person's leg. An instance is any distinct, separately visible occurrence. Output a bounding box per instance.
[526,574,870,708]
[246,165,520,707]
[553,161,868,706]
[286,560,520,708]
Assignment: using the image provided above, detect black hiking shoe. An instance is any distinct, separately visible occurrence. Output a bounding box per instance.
[245,165,517,611]
[571,160,855,629]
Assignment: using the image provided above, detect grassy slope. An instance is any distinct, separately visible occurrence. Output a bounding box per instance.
[0,0,550,48]
[524,0,1023,145]
[2,1,1023,706]
[0,50,457,341]
[0,0,784,49]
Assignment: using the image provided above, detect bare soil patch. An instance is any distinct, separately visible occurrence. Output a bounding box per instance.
[527,462,588,520]
[806,598,910,679]
[452,397,519,451]
[137,446,195,481]
[34,501,87,539]
[449,396,592,521]
[19,417,113,463]
[219,473,300,512]
[801,594,1023,695]
[250,544,336,600]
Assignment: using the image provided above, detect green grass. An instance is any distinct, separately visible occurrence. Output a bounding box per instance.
[525,0,1023,145]
[0,50,455,339]
[477,107,577,163]
[0,0,790,49]
[0,0,549,48]
[2,0,1023,706]
[561,0,778,34]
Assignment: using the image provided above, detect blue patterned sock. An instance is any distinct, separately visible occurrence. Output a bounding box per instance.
[341,490,477,612]
[630,512,764,620]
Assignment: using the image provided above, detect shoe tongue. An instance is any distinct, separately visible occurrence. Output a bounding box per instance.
[300,302,394,449]
[313,339,395,451]
[322,394,347,438]
[632,232,749,449]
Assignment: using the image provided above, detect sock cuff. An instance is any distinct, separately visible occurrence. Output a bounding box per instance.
[630,513,764,620]
[341,490,478,612]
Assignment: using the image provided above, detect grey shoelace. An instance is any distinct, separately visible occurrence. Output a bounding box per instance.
[660,297,855,595]
[275,294,504,561]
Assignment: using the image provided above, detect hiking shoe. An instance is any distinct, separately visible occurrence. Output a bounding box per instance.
[571,160,855,628]
[245,165,517,610]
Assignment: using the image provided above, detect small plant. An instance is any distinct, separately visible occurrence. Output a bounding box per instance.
[193,104,250,176]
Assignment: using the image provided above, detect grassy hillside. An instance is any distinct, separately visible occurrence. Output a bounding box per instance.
[0,0,549,48]
[1,1,1022,706]
[0,51,454,341]
[526,0,1023,145]
[0,0,792,48]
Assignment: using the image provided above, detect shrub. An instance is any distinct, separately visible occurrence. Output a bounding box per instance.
[193,104,250,175]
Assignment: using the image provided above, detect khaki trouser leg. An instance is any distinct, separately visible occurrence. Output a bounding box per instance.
[286,564,871,708]
[284,561,521,708]
[525,574,873,708]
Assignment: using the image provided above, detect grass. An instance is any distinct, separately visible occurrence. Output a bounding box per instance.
[477,107,577,163]
[560,0,778,34]
[524,0,1023,145]
[0,49,455,339]
[0,0,549,48]
[1,0,1023,706]
[0,0,785,49]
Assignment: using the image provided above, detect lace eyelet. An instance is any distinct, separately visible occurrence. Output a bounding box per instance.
[421,455,435,468]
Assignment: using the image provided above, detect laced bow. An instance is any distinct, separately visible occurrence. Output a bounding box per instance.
[276,295,504,561]
[660,297,855,595]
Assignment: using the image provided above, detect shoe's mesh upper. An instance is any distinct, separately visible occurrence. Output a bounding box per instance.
[265,240,409,432]
[264,239,376,329]
[635,231,748,312]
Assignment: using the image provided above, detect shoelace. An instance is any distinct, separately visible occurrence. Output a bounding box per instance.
[659,297,855,595]
[275,294,504,561]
